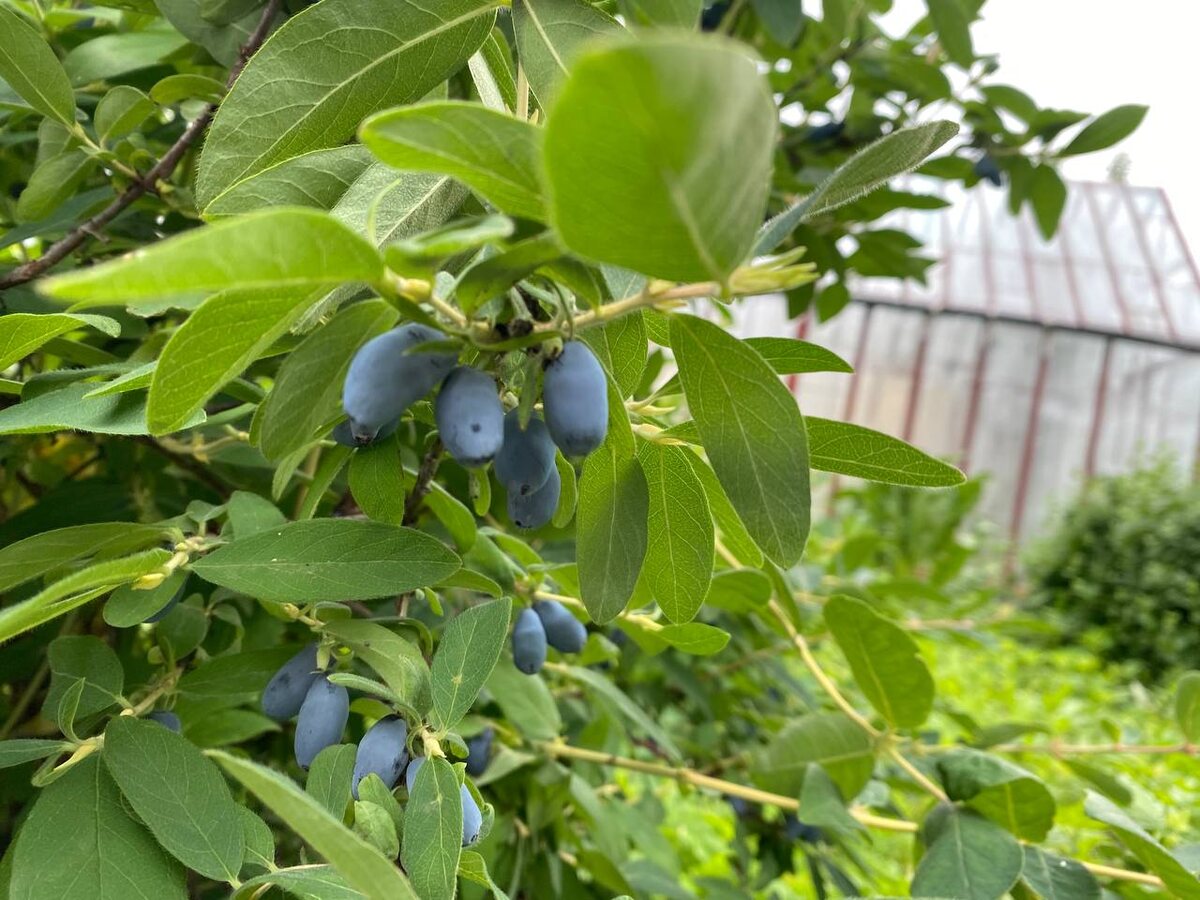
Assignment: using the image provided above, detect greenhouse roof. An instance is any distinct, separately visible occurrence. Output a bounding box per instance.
[846,180,1200,351]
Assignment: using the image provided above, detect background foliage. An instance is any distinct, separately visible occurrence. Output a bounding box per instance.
[0,0,1185,898]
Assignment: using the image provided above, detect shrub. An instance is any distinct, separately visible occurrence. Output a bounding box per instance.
[1027,462,1200,679]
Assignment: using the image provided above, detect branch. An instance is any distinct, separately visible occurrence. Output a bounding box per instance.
[403,439,443,525]
[535,739,1166,890]
[134,435,233,499]
[994,741,1198,757]
[766,598,880,738]
[0,0,281,293]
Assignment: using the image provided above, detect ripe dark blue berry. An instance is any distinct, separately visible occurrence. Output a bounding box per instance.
[294,675,349,769]
[508,463,560,530]
[436,367,503,467]
[465,727,493,777]
[512,607,547,675]
[534,599,587,653]
[352,715,409,800]
[973,155,1003,187]
[342,323,457,444]
[146,710,181,732]
[405,755,425,792]
[493,410,555,496]
[542,341,608,457]
[261,643,320,720]
[461,785,482,846]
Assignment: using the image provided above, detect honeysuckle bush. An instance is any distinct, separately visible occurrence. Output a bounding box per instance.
[0,0,1178,897]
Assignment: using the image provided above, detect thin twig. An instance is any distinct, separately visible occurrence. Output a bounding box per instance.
[402,439,443,525]
[536,740,1165,889]
[134,435,232,498]
[0,0,281,293]
[536,740,912,833]
[994,741,1198,757]
[767,598,880,738]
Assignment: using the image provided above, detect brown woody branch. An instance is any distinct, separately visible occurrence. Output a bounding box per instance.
[0,0,281,294]
[403,439,444,525]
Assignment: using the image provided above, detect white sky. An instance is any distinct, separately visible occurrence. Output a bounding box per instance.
[860,0,1200,253]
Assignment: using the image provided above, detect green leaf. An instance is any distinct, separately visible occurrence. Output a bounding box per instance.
[1030,165,1068,240]
[910,808,1023,899]
[1019,847,1100,900]
[44,636,124,725]
[1176,672,1200,743]
[63,26,188,85]
[459,850,512,900]
[0,5,76,123]
[0,739,69,770]
[211,751,419,900]
[702,568,770,613]
[544,35,776,282]
[226,491,288,539]
[16,150,97,222]
[1084,792,1200,898]
[149,73,226,104]
[754,0,805,44]
[95,85,155,142]
[156,0,270,70]
[354,800,400,858]
[332,167,469,249]
[577,381,649,624]
[430,597,512,731]
[349,437,408,524]
[260,300,398,459]
[743,337,853,376]
[454,232,564,315]
[823,595,934,729]
[926,0,974,67]
[798,762,865,838]
[636,441,713,624]
[582,312,646,399]
[684,453,763,567]
[401,756,461,900]
[937,748,1056,842]
[0,521,167,594]
[753,713,874,800]
[424,483,478,552]
[1061,104,1148,156]
[806,417,965,487]
[485,660,561,740]
[42,208,383,305]
[205,146,376,217]
[511,0,622,107]
[324,619,432,714]
[617,0,701,28]
[0,382,203,436]
[0,548,171,643]
[671,315,809,566]
[307,744,357,818]
[179,646,301,697]
[655,622,728,655]
[103,717,245,882]
[186,709,280,748]
[556,665,681,760]
[361,102,545,221]
[191,519,460,602]
[147,286,316,434]
[236,866,364,900]
[9,757,186,900]
[195,0,497,206]
[759,121,959,247]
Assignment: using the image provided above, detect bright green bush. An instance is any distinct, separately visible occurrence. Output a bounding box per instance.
[1028,462,1200,680]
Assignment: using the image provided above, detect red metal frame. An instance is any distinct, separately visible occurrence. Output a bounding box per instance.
[958,321,991,473]
[1119,184,1179,343]
[1081,183,1135,336]
[1010,331,1052,541]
